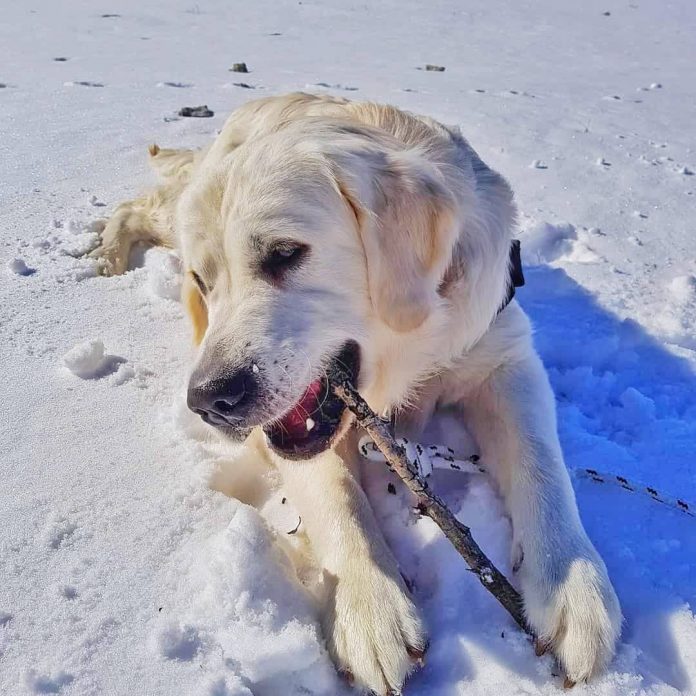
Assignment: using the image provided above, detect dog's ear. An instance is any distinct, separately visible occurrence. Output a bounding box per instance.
[182,272,208,345]
[337,150,458,332]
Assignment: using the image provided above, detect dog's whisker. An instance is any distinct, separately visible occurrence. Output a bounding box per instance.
[295,347,315,384]
[278,346,318,408]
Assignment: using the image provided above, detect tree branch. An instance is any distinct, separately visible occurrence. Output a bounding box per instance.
[331,374,531,635]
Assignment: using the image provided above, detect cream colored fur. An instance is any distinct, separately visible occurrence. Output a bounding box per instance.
[92,93,621,694]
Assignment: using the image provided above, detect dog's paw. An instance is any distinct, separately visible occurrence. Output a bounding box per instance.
[87,214,134,276]
[88,241,127,276]
[520,546,621,683]
[323,560,427,694]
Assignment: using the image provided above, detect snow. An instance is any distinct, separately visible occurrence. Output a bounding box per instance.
[144,248,183,301]
[1,1,695,695]
[7,257,35,276]
[24,669,75,695]
[670,275,696,304]
[63,340,108,379]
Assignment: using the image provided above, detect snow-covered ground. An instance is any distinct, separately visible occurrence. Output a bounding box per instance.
[1,1,695,694]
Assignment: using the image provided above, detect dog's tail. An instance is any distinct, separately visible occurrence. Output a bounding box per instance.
[147,144,199,184]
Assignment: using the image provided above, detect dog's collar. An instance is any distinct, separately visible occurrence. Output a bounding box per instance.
[498,239,525,314]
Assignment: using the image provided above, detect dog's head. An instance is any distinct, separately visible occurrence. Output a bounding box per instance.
[177,122,463,459]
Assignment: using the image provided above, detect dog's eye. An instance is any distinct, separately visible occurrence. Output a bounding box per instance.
[262,243,308,280]
[190,270,208,295]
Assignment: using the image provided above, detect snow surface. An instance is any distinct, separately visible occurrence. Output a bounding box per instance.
[1,1,695,694]
[63,340,109,379]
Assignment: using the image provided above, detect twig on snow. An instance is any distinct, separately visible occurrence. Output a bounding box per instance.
[330,373,530,634]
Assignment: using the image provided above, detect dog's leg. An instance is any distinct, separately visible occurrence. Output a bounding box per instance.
[459,350,621,682]
[270,434,426,694]
[89,195,167,275]
[90,146,194,275]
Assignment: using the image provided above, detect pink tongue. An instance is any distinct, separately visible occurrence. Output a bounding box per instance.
[279,378,323,437]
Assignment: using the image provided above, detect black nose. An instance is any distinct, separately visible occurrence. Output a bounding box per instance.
[187,367,256,426]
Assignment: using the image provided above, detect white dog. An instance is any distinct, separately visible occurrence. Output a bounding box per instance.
[93,93,621,694]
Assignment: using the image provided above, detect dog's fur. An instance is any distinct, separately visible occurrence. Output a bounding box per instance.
[93,93,621,694]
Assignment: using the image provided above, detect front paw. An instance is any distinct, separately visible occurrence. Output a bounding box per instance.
[520,545,621,683]
[323,560,427,694]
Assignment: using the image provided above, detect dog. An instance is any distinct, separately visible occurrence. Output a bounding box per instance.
[92,92,621,694]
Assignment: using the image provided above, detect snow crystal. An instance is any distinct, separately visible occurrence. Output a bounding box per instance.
[305,417,315,431]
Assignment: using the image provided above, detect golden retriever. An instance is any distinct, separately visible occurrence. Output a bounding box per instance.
[92,93,620,694]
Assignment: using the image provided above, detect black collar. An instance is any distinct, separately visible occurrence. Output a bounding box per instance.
[498,239,525,314]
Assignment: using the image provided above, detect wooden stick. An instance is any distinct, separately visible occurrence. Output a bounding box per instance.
[331,373,531,635]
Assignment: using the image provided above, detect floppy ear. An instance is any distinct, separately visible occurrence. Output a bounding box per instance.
[338,150,458,332]
[182,272,208,345]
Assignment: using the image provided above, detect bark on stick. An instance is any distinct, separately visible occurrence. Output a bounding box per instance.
[331,374,531,634]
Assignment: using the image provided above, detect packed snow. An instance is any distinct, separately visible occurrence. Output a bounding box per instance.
[62,340,109,379]
[1,1,695,695]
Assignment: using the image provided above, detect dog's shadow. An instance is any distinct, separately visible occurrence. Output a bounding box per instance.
[395,266,696,694]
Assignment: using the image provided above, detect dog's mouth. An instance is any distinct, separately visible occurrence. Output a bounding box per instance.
[263,341,360,460]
